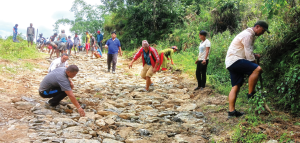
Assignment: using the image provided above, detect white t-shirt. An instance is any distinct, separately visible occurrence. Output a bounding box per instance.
[48,57,69,72]
[198,39,211,60]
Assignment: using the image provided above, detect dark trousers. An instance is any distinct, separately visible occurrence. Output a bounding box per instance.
[39,87,67,106]
[97,42,103,53]
[107,53,118,72]
[196,60,209,88]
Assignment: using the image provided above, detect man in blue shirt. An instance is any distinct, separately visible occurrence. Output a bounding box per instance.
[97,31,103,53]
[105,31,122,74]
[13,24,18,42]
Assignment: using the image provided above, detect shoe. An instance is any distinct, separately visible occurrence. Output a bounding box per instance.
[112,71,115,74]
[162,68,167,71]
[150,83,154,86]
[107,69,110,73]
[142,89,149,92]
[228,110,244,118]
[194,87,201,91]
[44,101,57,110]
[247,91,256,100]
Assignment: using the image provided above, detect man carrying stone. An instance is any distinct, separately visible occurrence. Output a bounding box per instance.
[39,65,85,117]
[105,31,122,74]
[225,21,269,118]
[48,54,69,73]
[27,23,35,47]
[129,40,160,92]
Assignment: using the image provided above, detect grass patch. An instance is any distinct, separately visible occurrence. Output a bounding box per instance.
[0,35,45,61]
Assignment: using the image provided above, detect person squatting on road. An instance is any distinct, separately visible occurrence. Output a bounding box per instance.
[194,30,211,91]
[158,46,178,71]
[48,54,69,73]
[105,31,122,74]
[93,46,102,58]
[57,29,68,56]
[37,33,46,52]
[49,33,59,58]
[129,40,160,92]
[27,23,35,47]
[39,65,85,117]
[225,21,269,118]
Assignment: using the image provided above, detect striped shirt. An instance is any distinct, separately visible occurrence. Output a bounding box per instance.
[39,67,71,92]
[225,28,256,68]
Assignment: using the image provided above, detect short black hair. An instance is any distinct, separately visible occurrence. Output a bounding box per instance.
[111,31,116,34]
[68,36,71,38]
[15,24,18,26]
[54,33,58,36]
[66,65,79,73]
[199,30,208,36]
[61,53,69,57]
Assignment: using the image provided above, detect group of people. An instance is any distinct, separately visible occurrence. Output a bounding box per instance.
[38,20,270,119]
[13,23,35,47]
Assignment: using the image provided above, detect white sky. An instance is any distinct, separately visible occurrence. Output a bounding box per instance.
[0,0,102,41]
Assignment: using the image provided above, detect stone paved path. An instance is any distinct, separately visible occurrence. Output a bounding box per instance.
[0,52,228,143]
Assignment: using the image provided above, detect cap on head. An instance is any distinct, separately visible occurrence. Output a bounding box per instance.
[171,46,178,50]
[97,31,100,34]
[142,40,149,48]
[254,21,270,33]
[90,34,93,36]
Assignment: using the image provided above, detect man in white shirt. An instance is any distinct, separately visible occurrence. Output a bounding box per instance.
[48,54,69,72]
[225,21,270,118]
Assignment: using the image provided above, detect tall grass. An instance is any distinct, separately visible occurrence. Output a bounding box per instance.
[0,35,43,61]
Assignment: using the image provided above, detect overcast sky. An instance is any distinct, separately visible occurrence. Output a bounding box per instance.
[0,0,102,40]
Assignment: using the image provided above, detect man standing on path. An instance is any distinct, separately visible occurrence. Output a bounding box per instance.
[90,34,96,58]
[48,54,69,73]
[85,31,90,56]
[129,40,160,92]
[105,31,122,74]
[13,24,19,42]
[49,33,59,58]
[39,65,85,117]
[225,21,269,118]
[73,33,80,55]
[97,31,103,53]
[27,23,35,47]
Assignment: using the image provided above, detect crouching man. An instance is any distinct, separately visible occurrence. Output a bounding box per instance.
[39,65,85,117]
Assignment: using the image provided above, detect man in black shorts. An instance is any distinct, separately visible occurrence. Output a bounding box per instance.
[225,21,270,118]
[39,65,85,117]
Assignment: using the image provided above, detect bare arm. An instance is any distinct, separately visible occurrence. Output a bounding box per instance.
[202,47,210,65]
[65,90,85,117]
[119,46,122,56]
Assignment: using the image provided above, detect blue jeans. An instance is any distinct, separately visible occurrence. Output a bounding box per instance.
[13,32,17,41]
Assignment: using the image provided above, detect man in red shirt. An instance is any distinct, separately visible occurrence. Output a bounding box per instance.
[129,40,160,92]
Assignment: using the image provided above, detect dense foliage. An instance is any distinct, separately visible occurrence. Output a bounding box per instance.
[55,0,300,114]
